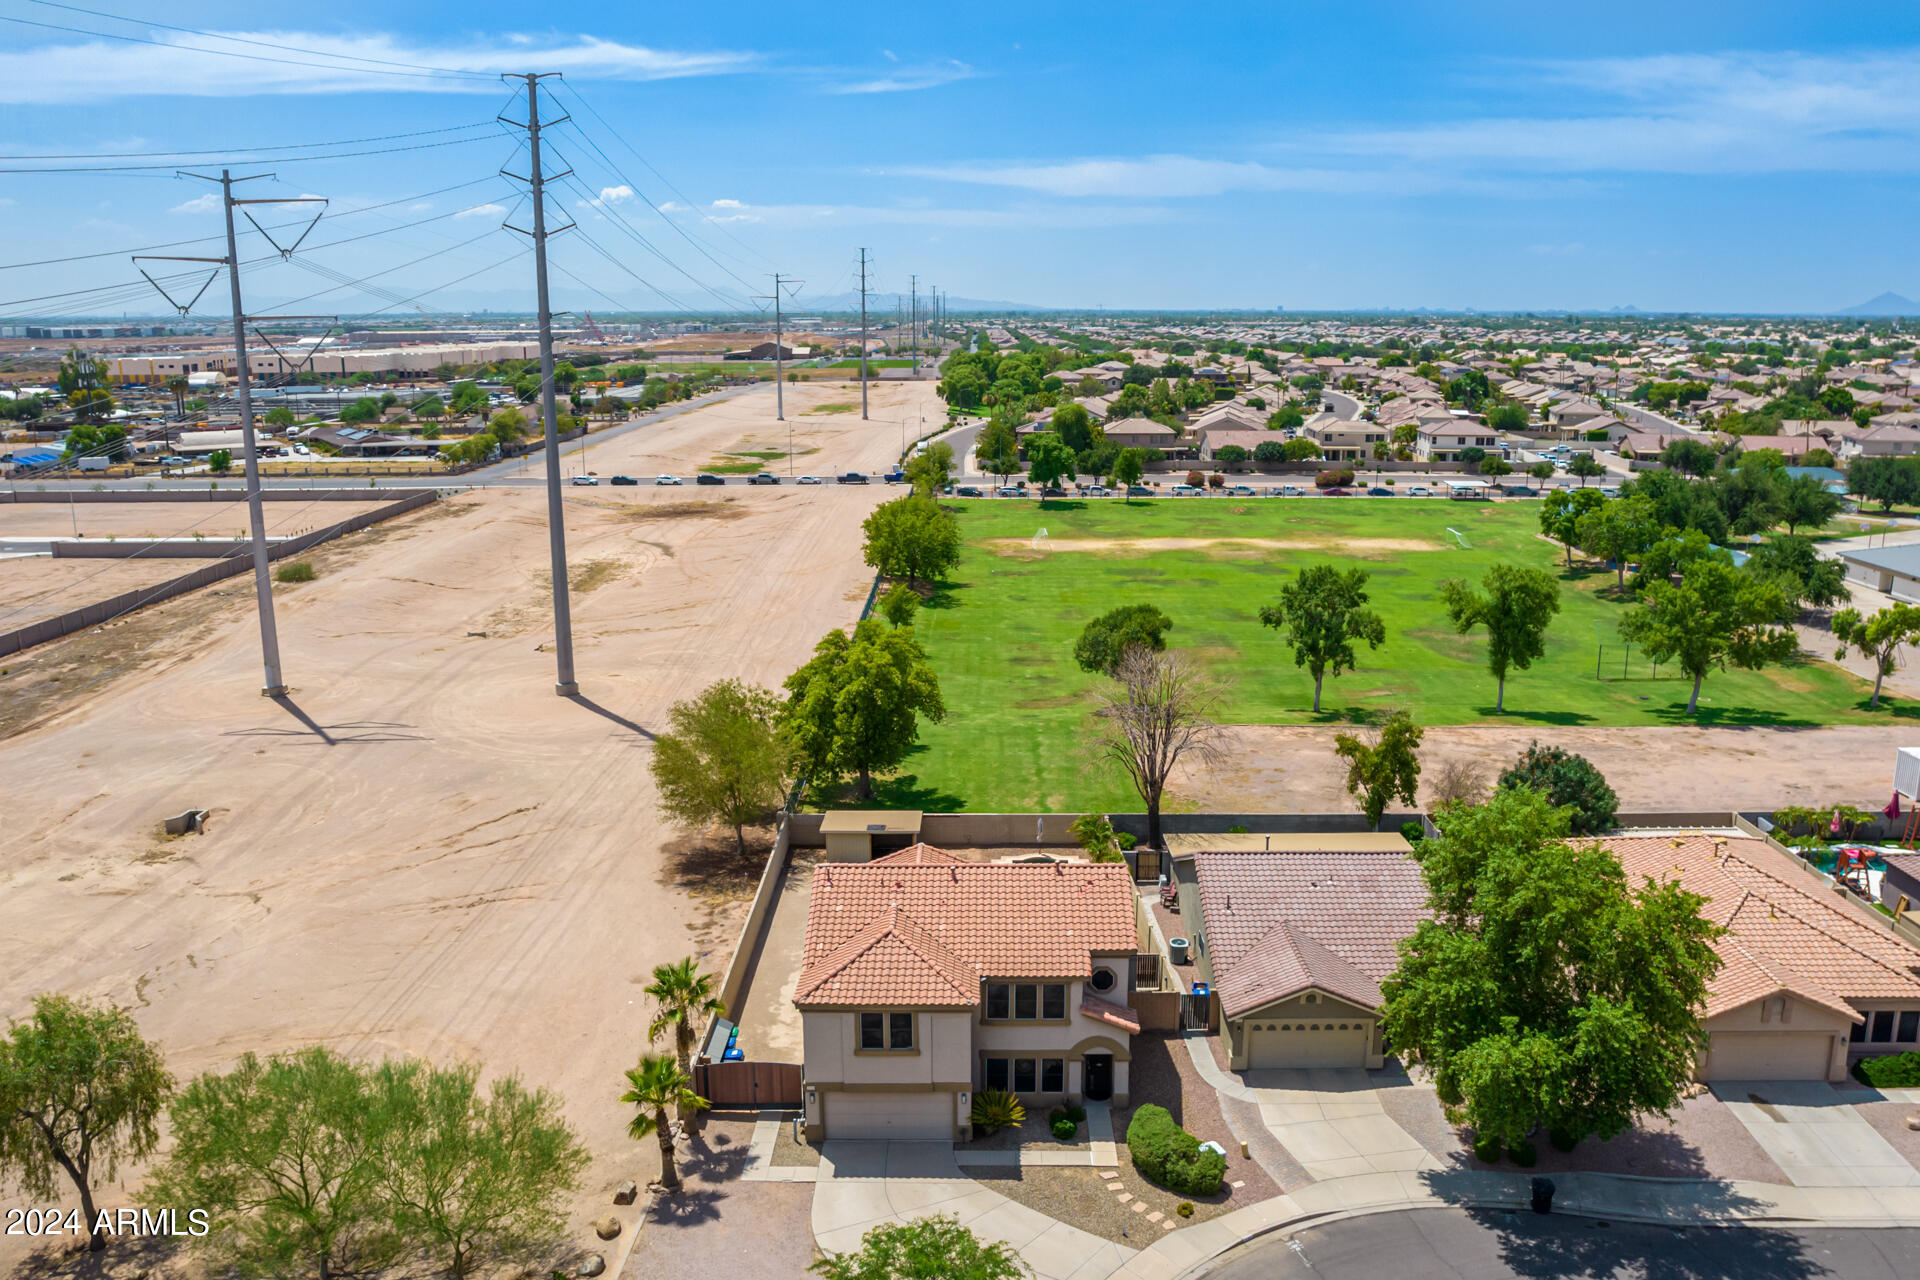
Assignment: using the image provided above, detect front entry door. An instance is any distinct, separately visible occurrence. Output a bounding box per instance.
[1084,1053,1113,1101]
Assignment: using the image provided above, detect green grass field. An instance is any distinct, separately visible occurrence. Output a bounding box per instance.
[870,497,1901,812]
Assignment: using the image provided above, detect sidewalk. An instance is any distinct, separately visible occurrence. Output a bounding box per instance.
[955,1103,1120,1168]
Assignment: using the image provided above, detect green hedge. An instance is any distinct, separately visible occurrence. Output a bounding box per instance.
[1125,1104,1224,1195]
[1853,1051,1920,1088]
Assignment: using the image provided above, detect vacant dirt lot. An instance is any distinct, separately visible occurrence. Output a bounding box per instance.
[0,395,904,1273]
[0,499,392,540]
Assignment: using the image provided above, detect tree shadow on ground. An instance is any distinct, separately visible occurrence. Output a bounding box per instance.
[660,825,778,894]
[1850,695,1920,720]
[1471,707,1599,725]
[919,578,969,611]
[1438,1124,1713,1180]
[1647,704,1822,728]
[860,771,968,813]
[1465,1206,1822,1280]
[13,1233,182,1279]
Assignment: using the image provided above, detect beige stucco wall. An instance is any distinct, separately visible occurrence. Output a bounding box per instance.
[1225,989,1382,1070]
[1699,997,1855,1082]
[801,1009,973,1088]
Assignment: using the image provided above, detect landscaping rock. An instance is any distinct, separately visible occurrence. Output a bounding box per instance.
[1907,1113,1920,1131]
[592,1216,622,1241]
[613,1180,638,1205]
[578,1253,606,1277]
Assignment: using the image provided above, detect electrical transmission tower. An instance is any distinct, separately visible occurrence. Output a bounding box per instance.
[500,71,580,696]
[136,171,328,697]
[909,274,918,372]
[756,272,802,472]
[857,248,870,421]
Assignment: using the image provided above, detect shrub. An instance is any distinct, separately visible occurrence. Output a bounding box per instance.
[1115,832,1137,851]
[970,1089,1025,1134]
[1313,467,1356,488]
[273,560,315,584]
[1497,742,1618,835]
[1175,1202,1194,1218]
[1058,1104,1086,1125]
[1050,1116,1078,1141]
[1471,1133,1503,1164]
[1548,1127,1579,1153]
[1510,1141,1538,1167]
[1853,1051,1920,1088]
[1185,469,1205,487]
[1125,1104,1224,1196]
[1400,820,1424,844]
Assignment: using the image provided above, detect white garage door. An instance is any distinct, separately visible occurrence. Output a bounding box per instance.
[1244,1018,1369,1069]
[825,1092,951,1140]
[1701,1032,1834,1081]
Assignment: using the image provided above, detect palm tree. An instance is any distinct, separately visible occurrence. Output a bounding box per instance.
[166,375,189,419]
[622,1056,708,1192]
[645,958,725,1083]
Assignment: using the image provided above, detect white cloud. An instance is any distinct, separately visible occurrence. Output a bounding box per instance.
[882,50,899,62]
[657,200,685,212]
[408,202,433,212]
[888,155,1546,199]
[669,199,1172,231]
[169,193,220,214]
[830,59,975,95]
[711,198,745,208]
[578,185,634,209]
[0,31,758,103]
[453,202,506,219]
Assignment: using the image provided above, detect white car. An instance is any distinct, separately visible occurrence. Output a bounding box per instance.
[570,475,598,486]
[796,474,823,485]
[1406,485,1432,496]
[654,474,682,486]
[1084,485,1111,497]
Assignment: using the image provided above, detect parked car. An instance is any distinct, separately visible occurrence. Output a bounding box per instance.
[996,485,1023,497]
[1321,486,1353,496]
[1084,485,1111,497]
[1366,485,1393,496]
[570,475,598,486]
[611,475,639,485]
[837,472,869,484]
[655,475,682,485]
[1170,484,1204,496]
[797,474,823,485]
[696,473,724,485]
[955,485,984,497]
[883,469,907,484]
[1039,485,1069,498]
[1276,484,1304,496]
[1226,484,1257,496]
[160,454,190,466]
[1126,485,1154,497]
[1405,485,1433,496]
[748,473,781,485]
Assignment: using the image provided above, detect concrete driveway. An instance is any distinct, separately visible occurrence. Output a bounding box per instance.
[1712,1081,1920,1188]
[813,1140,1133,1280]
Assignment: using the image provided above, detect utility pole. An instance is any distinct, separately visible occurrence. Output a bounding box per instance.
[138,172,327,697]
[756,272,802,472]
[909,275,918,372]
[501,71,579,696]
[857,248,870,421]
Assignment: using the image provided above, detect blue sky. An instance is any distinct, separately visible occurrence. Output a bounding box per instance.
[4,1,1919,316]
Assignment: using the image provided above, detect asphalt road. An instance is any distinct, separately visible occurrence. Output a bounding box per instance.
[1323,389,1363,420]
[1198,1207,1920,1280]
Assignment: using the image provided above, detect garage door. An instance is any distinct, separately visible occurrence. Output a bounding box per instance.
[1244,1018,1369,1069]
[824,1092,951,1140]
[1701,1032,1834,1081]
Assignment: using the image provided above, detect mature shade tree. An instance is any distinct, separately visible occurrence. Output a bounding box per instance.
[1333,711,1423,828]
[1024,432,1079,488]
[1087,647,1224,850]
[1258,564,1386,713]
[264,405,297,428]
[644,958,725,1116]
[1577,494,1659,588]
[1481,456,1514,479]
[811,1214,1032,1280]
[974,418,1021,483]
[371,1061,587,1280]
[1832,603,1920,710]
[1528,461,1555,483]
[862,495,962,588]
[1074,604,1173,675]
[1566,454,1605,487]
[650,679,787,858]
[62,420,129,462]
[781,618,947,800]
[905,440,955,497]
[1539,487,1604,567]
[1497,742,1618,835]
[0,995,171,1253]
[1281,437,1323,461]
[1744,534,1849,611]
[1634,528,1730,587]
[1659,438,1717,477]
[1253,439,1287,465]
[1109,447,1146,496]
[878,582,921,628]
[1714,459,1786,535]
[1625,468,1730,543]
[1050,402,1100,453]
[1268,405,1306,431]
[1441,565,1562,713]
[1485,402,1528,433]
[1381,788,1722,1151]
[1620,559,1798,715]
[147,1046,392,1279]
[413,394,445,421]
[621,1057,707,1193]
[1847,456,1920,512]
[1776,471,1842,534]
[1213,444,1249,467]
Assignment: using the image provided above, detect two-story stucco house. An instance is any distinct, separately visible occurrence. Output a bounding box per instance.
[795,845,1142,1141]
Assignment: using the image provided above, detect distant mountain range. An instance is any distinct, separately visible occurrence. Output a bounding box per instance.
[1839,292,1920,317]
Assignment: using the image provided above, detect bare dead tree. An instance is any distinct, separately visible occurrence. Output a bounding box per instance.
[1428,756,1489,808]
[1086,647,1226,850]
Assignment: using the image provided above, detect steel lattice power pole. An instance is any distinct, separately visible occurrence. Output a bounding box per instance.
[909,274,918,372]
[502,72,579,695]
[857,248,871,421]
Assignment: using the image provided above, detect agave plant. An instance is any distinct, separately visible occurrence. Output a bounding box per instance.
[969,1089,1025,1135]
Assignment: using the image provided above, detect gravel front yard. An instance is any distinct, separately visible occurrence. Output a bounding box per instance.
[1852,1100,1920,1174]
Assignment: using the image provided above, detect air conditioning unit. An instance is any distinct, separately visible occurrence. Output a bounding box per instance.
[1897,747,1920,800]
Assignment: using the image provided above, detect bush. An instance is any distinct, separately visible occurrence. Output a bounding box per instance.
[1115,832,1137,851]
[273,560,315,584]
[1125,1104,1225,1195]
[1471,1133,1503,1164]
[970,1089,1025,1134]
[1510,1141,1538,1167]
[1051,1116,1078,1141]
[1058,1104,1086,1124]
[1313,467,1356,488]
[1175,1202,1194,1218]
[1399,820,1424,844]
[1853,1051,1920,1088]
[1548,1127,1579,1153]
[1497,741,1619,835]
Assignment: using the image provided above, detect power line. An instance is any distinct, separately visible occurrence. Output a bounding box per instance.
[0,131,504,174]
[549,162,740,312]
[0,122,498,161]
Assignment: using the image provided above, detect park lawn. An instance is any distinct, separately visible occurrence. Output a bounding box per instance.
[872,496,1899,813]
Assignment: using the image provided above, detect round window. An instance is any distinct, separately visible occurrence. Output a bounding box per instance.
[1089,968,1116,993]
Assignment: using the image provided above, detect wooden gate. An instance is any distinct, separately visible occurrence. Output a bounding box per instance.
[695,1060,803,1109]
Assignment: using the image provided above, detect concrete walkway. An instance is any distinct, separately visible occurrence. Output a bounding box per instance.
[740,1110,817,1184]
[954,1103,1120,1168]
[1712,1081,1920,1188]
[812,1139,1134,1280]
[1183,1035,1440,1180]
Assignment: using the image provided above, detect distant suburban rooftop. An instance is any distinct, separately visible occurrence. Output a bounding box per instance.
[1166,831,1412,857]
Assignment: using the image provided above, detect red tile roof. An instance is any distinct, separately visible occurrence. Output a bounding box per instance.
[1080,991,1143,1034]
[797,853,1137,1009]
[869,843,967,866]
[1215,918,1385,1018]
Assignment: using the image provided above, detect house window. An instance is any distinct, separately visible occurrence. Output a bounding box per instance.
[1873,1011,1896,1043]
[1851,1020,1867,1043]
[1013,1058,1037,1093]
[990,983,1067,1021]
[1900,1011,1919,1043]
[859,1011,913,1051]
[1014,985,1037,1019]
[1042,1059,1065,1092]
[1043,985,1067,1019]
[985,1058,1010,1092]
[987,985,1010,1020]
[1089,968,1117,994]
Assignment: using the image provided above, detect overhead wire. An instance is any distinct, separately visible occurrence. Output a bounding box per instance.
[549,157,741,312]
[0,122,500,162]
[0,131,505,174]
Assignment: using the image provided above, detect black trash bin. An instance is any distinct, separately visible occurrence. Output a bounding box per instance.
[1530,1176,1555,1215]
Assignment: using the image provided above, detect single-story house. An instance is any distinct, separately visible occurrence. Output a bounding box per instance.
[1198,427,1273,460]
[796,846,1143,1141]
[1103,417,1181,452]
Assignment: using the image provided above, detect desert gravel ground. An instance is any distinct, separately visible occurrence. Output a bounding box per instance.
[0,389,911,1274]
